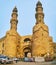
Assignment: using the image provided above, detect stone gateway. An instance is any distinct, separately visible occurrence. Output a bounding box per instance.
[0,1,56,58]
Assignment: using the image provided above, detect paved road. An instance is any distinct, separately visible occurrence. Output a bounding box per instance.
[15,61,56,65]
[0,61,56,65]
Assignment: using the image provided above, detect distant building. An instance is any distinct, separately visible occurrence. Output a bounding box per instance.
[0,1,56,58]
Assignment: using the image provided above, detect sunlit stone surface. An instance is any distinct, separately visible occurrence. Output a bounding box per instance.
[0,1,56,58]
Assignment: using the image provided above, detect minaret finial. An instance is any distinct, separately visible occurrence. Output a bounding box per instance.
[13,6,18,12]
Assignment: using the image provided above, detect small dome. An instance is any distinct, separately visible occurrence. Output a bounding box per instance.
[36,1,42,6]
[13,6,18,12]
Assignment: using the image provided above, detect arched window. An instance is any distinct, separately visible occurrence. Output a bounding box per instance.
[24,38,31,43]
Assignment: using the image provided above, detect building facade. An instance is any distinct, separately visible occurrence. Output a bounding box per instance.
[0,1,56,58]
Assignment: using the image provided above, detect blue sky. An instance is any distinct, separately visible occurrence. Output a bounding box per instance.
[0,0,56,42]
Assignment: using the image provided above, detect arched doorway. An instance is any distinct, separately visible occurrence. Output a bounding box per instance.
[25,52,28,57]
[23,47,31,57]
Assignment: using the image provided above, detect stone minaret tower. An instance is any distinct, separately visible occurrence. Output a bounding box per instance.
[4,7,21,58]
[35,0,44,24]
[10,7,18,31]
[32,1,54,57]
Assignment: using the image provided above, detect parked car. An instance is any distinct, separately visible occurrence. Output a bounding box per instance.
[35,57,45,62]
[45,56,53,62]
[13,58,20,63]
[0,55,7,64]
[6,59,13,64]
[24,57,34,62]
[0,55,13,64]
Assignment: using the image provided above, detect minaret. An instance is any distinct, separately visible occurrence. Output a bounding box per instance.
[10,7,18,31]
[35,0,44,24]
[4,7,21,58]
[32,1,54,57]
